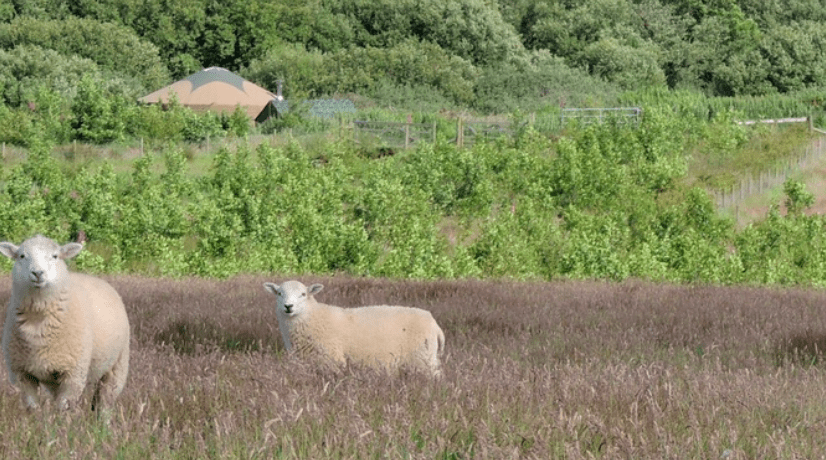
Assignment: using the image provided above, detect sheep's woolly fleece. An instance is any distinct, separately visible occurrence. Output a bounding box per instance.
[264,280,444,376]
[0,235,130,412]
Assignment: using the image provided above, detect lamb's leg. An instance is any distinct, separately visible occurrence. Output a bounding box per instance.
[422,337,442,378]
[92,345,129,413]
[51,373,86,411]
[18,373,41,410]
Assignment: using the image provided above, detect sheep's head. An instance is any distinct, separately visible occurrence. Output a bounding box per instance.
[0,235,82,290]
[264,280,323,317]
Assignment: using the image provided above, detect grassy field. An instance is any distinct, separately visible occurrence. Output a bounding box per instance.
[1,275,826,458]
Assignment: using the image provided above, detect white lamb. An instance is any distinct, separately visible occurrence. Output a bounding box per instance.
[0,235,130,411]
[263,280,445,376]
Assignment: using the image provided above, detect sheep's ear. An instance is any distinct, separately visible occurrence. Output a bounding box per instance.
[308,283,324,296]
[60,243,83,260]
[263,282,281,296]
[0,242,18,260]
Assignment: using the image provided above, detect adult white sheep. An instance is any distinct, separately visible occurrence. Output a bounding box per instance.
[0,235,130,412]
[263,280,445,376]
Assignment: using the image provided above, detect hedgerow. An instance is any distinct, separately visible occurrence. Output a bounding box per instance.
[0,108,824,286]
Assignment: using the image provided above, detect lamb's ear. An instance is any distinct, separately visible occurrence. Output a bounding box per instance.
[0,242,18,260]
[263,282,281,296]
[60,242,83,260]
[308,283,324,296]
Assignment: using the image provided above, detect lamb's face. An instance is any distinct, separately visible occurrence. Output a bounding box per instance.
[0,235,82,290]
[264,280,324,318]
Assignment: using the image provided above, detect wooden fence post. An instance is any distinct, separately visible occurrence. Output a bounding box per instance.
[457,118,463,149]
[405,122,410,149]
[432,122,437,144]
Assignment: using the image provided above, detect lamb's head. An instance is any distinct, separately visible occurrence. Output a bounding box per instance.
[263,280,323,317]
[0,235,82,291]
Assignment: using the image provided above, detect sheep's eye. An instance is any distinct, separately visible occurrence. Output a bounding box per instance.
[52,253,59,259]
[18,254,25,259]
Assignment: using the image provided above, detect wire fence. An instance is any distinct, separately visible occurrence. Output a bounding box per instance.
[560,107,643,127]
[714,126,826,209]
[454,120,515,149]
[352,120,437,150]
[351,108,641,150]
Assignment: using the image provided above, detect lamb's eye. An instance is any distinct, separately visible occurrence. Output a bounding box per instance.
[18,254,24,259]
[52,254,59,259]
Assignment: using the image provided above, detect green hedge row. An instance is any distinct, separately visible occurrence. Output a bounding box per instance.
[1,109,824,286]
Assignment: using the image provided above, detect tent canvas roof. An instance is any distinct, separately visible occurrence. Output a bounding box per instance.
[139,67,281,121]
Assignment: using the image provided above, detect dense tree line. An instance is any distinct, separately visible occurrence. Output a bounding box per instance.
[1,0,826,119]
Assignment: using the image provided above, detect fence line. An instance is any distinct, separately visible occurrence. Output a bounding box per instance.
[455,120,514,149]
[714,133,826,209]
[561,107,642,127]
[352,119,514,150]
[352,120,437,149]
[352,109,646,149]
[737,117,809,126]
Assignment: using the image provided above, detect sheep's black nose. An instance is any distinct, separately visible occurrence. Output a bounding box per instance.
[284,304,293,313]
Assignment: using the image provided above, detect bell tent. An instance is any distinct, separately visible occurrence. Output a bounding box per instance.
[138,67,282,123]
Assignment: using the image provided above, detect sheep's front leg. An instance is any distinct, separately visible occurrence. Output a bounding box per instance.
[18,373,41,410]
[92,347,129,413]
[47,373,85,411]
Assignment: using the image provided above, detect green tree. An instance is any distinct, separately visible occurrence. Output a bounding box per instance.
[525,0,637,57]
[783,179,815,216]
[244,39,478,104]
[71,74,130,143]
[4,0,72,19]
[243,43,326,98]
[127,0,299,76]
[326,0,524,66]
[657,0,770,95]
[579,33,666,90]
[0,45,103,106]
[131,0,206,77]
[759,21,826,92]
[256,0,353,54]
[0,1,14,21]
[523,0,668,91]
[473,49,620,113]
[0,16,169,90]
[739,0,826,23]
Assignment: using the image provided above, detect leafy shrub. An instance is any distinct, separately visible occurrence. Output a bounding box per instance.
[0,104,36,146]
[0,45,102,107]
[245,39,478,105]
[1,99,825,286]
[579,35,666,90]
[71,75,130,144]
[398,142,495,216]
[0,16,169,90]
[473,50,620,113]
[469,199,560,279]
[221,107,251,138]
[783,179,815,215]
[326,0,524,66]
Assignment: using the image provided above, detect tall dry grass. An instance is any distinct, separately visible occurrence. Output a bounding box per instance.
[2,275,826,458]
